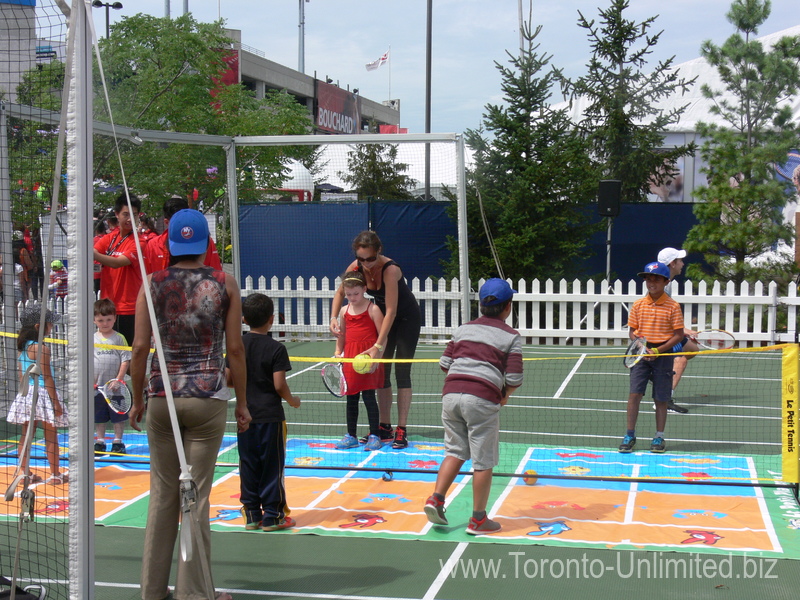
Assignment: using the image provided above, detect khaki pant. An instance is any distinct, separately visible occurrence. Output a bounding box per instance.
[140,396,227,600]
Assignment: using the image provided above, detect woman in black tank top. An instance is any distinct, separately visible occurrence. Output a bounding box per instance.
[330,231,421,449]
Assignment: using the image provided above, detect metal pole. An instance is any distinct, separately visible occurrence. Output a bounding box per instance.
[0,104,15,390]
[606,216,612,283]
[165,0,170,19]
[456,135,470,323]
[226,143,241,285]
[298,0,306,73]
[70,0,96,595]
[424,0,431,201]
[104,4,109,38]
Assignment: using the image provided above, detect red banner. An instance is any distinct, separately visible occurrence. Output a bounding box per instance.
[316,80,361,135]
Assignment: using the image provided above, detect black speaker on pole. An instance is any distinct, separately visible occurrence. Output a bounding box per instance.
[598,180,622,217]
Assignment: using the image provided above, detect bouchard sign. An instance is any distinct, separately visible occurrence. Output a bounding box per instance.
[316,80,361,135]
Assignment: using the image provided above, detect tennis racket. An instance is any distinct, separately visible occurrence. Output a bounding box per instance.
[694,329,736,350]
[321,362,347,397]
[623,337,648,369]
[97,379,132,414]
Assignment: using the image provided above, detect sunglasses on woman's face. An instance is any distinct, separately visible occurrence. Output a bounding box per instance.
[355,254,378,263]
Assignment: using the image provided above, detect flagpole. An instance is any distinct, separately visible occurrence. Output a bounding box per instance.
[388,44,392,103]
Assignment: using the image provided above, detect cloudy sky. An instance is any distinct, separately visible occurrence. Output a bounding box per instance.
[92,0,797,134]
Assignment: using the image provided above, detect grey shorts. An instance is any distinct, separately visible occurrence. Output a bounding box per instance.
[441,392,501,471]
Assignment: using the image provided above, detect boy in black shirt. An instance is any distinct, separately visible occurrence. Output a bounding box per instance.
[234,293,300,531]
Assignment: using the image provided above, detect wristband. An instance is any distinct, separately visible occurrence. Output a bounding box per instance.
[651,347,660,355]
[373,343,384,351]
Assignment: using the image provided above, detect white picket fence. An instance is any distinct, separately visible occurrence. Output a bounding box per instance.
[243,276,800,346]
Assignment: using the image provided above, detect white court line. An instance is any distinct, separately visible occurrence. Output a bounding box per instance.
[747,455,783,553]
[622,464,642,531]
[420,447,535,600]
[421,542,469,600]
[303,452,379,510]
[553,353,586,399]
[96,581,420,599]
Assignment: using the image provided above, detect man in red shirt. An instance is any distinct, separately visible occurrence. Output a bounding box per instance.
[144,196,222,273]
[93,194,145,346]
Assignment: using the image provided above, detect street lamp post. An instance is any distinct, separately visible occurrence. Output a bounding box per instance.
[91,1,123,38]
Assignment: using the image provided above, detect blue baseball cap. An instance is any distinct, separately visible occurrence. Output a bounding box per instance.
[479,278,517,306]
[638,262,671,279]
[169,209,209,256]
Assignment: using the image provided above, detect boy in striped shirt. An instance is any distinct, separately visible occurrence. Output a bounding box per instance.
[424,278,523,535]
[619,262,684,454]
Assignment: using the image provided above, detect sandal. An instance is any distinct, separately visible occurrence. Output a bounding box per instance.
[45,473,69,485]
[27,473,44,484]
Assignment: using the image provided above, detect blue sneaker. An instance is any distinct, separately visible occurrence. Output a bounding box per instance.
[650,436,666,453]
[335,434,360,449]
[618,435,636,453]
[364,434,382,451]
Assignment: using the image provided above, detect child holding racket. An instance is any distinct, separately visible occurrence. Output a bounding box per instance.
[655,247,699,414]
[424,279,522,534]
[333,271,385,451]
[619,262,684,454]
[93,299,131,455]
[234,293,300,531]
[6,305,68,484]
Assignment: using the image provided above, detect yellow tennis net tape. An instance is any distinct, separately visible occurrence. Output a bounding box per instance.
[782,343,799,483]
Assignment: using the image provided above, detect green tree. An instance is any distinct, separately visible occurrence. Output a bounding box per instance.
[566,0,696,203]
[89,13,316,214]
[447,23,598,282]
[684,0,800,284]
[8,61,67,226]
[338,144,415,200]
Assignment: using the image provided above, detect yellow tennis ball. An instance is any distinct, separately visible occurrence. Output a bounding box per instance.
[353,353,373,374]
[523,470,538,486]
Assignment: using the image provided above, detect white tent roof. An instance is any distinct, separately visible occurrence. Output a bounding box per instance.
[552,24,800,132]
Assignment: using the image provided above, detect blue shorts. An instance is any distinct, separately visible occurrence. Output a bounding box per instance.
[629,355,675,403]
[94,390,129,424]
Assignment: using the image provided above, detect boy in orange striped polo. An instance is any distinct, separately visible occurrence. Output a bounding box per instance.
[619,262,684,454]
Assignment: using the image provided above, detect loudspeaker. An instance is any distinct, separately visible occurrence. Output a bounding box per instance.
[598,180,622,217]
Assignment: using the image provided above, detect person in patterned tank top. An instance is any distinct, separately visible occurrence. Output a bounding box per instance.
[130,209,250,600]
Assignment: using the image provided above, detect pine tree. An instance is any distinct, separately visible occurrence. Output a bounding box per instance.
[567,0,696,203]
[446,21,599,282]
[338,144,415,200]
[684,0,800,284]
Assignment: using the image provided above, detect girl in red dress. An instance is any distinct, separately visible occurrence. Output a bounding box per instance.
[334,271,385,451]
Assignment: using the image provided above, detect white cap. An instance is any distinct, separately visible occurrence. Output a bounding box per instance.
[658,247,687,265]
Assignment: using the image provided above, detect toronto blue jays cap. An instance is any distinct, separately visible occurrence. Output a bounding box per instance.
[638,261,671,279]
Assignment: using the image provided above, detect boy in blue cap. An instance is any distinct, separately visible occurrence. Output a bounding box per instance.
[619,262,684,454]
[424,278,523,535]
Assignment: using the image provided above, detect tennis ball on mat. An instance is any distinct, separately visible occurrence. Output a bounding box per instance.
[523,470,538,486]
[353,353,373,374]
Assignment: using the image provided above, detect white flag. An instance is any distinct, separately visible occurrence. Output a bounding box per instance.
[365,49,390,71]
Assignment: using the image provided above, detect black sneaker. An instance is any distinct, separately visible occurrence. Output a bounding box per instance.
[94,442,107,456]
[360,423,393,444]
[392,426,408,449]
[666,400,689,414]
[110,442,126,455]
